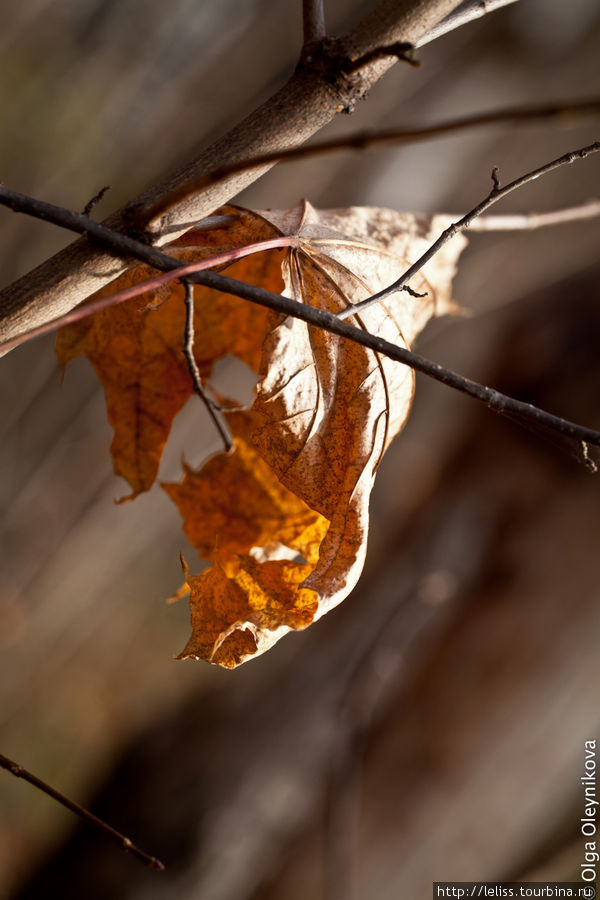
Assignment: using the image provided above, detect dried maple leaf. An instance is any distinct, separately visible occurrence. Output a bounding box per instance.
[161,201,467,666]
[57,200,466,665]
[164,409,329,667]
[252,202,465,605]
[56,207,284,497]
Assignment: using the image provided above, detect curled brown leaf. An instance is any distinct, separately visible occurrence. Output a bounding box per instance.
[164,202,467,665]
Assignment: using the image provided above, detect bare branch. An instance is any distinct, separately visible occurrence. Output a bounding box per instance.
[467,199,600,231]
[0,0,466,347]
[337,140,600,320]
[141,98,600,215]
[6,196,598,357]
[1,183,599,454]
[303,0,326,44]
[416,0,520,47]
[8,193,600,357]
[182,280,234,453]
[0,751,165,871]
[4,196,597,362]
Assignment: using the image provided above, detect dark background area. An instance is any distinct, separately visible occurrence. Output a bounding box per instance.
[1,1,600,898]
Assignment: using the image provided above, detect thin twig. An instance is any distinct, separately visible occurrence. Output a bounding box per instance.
[142,98,600,225]
[82,185,111,217]
[468,199,600,230]
[0,751,165,871]
[302,0,326,44]
[1,179,599,452]
[337,140,600,320]
[181,280,234,453]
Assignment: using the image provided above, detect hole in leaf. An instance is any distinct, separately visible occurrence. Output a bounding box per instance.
[249,542,308,564]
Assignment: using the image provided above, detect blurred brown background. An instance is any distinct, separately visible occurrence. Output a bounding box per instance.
[1,1,600,898]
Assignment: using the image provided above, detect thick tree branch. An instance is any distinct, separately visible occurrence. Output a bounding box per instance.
[0,752,165,871]
[1,183,599,455]
[0,236,294,354]
[0,0,469,346]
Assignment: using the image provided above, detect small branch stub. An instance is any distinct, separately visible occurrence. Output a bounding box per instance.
[344,41,419,73]
[82,185,112,217]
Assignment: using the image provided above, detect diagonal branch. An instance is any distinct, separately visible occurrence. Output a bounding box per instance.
[4,199,598,356]
[0,182,599,455]
[141,98,600,204]
[0,237,296,355]
[0,0,471,347]
[3,92,597,350]
[0,752,165,871]
[337,140,600,319]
